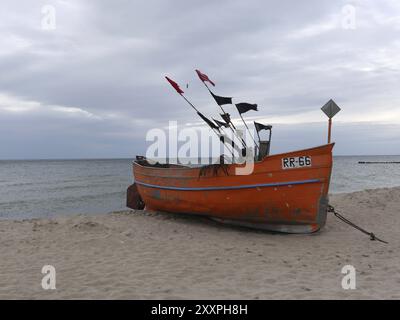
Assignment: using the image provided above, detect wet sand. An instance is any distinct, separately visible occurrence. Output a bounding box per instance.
[0,187,399,299]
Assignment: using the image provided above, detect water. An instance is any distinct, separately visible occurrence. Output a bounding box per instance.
[331,155,400,194]
[0,159,133,219]
[1,156,400,219]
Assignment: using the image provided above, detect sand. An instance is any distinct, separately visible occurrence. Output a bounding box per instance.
[0,187,399,299]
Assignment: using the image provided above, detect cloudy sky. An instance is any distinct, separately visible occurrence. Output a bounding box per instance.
[0,0,399,159]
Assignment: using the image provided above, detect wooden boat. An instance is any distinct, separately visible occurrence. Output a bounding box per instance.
[127,143,334,233]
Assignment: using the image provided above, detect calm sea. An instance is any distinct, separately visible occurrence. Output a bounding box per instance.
[1,156,399,219]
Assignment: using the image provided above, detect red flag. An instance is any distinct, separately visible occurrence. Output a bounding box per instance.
[195,69,215,86]
[165,76,184,94]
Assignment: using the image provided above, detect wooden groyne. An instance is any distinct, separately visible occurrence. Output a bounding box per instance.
[358,161,400,164]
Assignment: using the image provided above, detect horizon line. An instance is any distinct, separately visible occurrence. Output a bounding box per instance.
[1,154,400,161]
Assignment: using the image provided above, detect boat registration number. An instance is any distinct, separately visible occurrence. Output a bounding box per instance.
[282,156,312,169]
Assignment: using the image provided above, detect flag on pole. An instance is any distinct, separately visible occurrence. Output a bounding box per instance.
[235,103,258,114]
[213,118,229,128]
[195,69,215,86]
[165,76,184,94]
[254,122,272,132]
[211,91,232,106]
[197,112,220,131]
[220,113,231,126]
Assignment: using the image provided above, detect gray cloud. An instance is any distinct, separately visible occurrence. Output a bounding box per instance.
[0,0,399,158]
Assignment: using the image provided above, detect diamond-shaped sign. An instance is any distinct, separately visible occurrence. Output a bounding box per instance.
[321,99,341,118]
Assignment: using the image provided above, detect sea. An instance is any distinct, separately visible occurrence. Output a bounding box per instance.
[1,156,400,219]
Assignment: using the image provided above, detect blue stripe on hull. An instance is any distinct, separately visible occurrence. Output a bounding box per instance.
[135,179,321,191]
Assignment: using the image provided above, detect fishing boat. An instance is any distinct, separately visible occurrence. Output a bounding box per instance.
[128,143,333,234]
[127,70,339,234]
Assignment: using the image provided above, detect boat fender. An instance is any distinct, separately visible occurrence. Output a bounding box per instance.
[127,183,145,210]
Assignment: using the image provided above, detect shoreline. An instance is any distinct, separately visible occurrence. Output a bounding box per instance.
[0,186,399,299]
[2,185,400,222]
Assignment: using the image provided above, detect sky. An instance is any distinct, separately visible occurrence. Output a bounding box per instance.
[0,0,399,159]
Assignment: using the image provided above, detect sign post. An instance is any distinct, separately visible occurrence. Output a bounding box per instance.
[321,99,341,143]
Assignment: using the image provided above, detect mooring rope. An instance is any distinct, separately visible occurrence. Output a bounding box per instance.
[327,205,388,244]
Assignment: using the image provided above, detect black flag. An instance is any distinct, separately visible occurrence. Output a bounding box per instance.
[220,113,231,125]
[211,91,232,106]
[254,122,272,132]
[213,118,229,128]
[197,112,219,131]
[235,103,258,114]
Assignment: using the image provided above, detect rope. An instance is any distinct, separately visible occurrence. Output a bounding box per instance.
[327,205,388,244]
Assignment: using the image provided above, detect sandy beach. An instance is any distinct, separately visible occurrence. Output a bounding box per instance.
[0,187,399,299]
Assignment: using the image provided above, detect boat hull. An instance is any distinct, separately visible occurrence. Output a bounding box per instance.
[131,144,334,233]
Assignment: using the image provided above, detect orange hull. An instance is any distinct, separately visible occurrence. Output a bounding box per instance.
[132,144,334,233]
